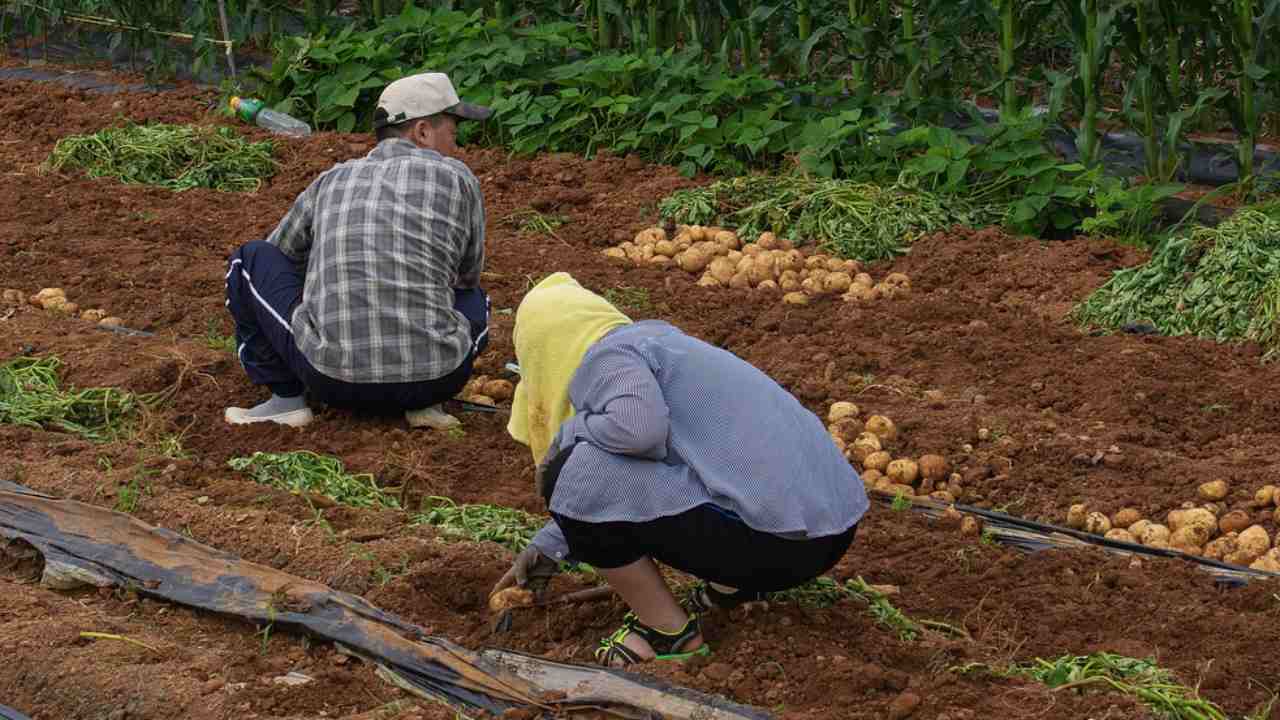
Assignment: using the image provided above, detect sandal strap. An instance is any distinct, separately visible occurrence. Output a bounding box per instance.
[686,582,764,612]
[594,614,705,666]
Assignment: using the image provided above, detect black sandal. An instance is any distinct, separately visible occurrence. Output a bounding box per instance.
[594,613,710,667]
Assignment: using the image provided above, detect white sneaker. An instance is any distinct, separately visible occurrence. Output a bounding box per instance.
[224,405,314,427]
[405,404,461,429]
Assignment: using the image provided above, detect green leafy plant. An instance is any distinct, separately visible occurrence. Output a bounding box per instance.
[1073,204,1280,352]
[1007,653,1227,720]
[46,123,277,192]
[659,175,979,261]
[0,356,154,441]
[412,496,545,552]
[228,450,399,509]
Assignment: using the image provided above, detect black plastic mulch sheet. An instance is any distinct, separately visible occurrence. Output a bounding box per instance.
[0,481,771,720]
[0,705,32,720]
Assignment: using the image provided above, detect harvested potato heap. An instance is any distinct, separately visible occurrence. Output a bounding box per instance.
[1065,480,1280,572]
[603,226,912,306]
[459,374,515,407]
[824,400,959,505]
[2,287,122,328]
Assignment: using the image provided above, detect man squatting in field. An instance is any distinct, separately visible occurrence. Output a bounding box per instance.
[493,273,869,666]
[223,73,490,430]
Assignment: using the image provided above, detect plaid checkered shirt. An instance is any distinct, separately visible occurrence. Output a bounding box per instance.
[266,138,485,384]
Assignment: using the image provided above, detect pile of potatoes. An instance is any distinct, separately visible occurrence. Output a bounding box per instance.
[2,287,123,328]
[602,226,912,306]
[459,374,515,407]
[1066,480,1280,571]
[825,400,960,504]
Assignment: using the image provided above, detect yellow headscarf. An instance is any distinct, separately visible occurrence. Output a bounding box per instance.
[507,273,633,464]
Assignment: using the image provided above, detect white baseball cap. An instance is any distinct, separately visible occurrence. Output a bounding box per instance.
[373,72,492,129]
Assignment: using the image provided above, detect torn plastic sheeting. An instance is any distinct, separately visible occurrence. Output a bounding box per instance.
[869,490,1280,587]
[0,705,32,720]
[0,481,772,720]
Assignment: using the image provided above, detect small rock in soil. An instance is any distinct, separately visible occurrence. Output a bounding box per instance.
[701,662,733,683]
[887,691,922,720]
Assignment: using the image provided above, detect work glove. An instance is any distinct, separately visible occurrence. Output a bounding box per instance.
[492,545,560,599]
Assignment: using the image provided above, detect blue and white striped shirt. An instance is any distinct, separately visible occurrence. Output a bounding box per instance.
[530,320,868,562]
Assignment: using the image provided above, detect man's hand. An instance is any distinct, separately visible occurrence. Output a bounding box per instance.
[492,546,559,599]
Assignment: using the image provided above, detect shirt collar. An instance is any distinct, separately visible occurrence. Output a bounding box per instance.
[370,138,444,162]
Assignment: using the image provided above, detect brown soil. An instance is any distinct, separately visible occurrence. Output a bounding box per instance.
[2,68,1280,720]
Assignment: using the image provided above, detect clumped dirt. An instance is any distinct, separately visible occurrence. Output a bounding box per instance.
[2,68,1280,720]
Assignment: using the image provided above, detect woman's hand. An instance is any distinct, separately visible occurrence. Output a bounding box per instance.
[492,546,560,599]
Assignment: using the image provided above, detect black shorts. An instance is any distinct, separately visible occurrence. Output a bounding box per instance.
[551,504,857,593]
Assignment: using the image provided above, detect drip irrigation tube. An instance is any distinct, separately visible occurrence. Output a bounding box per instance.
[869,490,1280,588]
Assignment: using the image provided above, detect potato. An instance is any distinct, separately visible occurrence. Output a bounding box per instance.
[726,250,743,264]
[648,256,672,268]
[80,308,107,322]
[695,240,724,257]
[782,291,809,306]
[488,586,534,612]
[713,230,740,251]
[1169,532,1204,555]
[34,287,65,302]
[40,295,69,311]
[708,257,737,284]
[853,272,874,288]
[884,272,911,289]
[749,255,777,285]
[757,232,779,250]
[918,455,948,482]
[1066,503,1089,530]
[742,243,762,257]
[757,280,779,293]
[875,282,899,300]
[652,240,677,257]
[1178,508,1217,540]
[832,436,846,453]
[804,255,827,270]
[1139,523,1171,546]
[1254,485,1276,507]
[1275,506,1280,525]
[800,277,825,297]
[1231,525,1271,564]
[697,273,721,288]
[930,490,956,504]
[779,250,804,274]
[860,468,882,487]
[1083,512,1112,535]
[622,244,643,262]
[685,226,708,242]
[843,285,878,304]
[883,483,914,499]
[960,516,983,536]
[1171,524,1211,549]
[1112,508,1142,529]
[638,245,656,261]
[825,257,846,273]
[865,415,897,442]
[1105,529,1137,544]
[482,379,514,401]
[843,260,861,275]
[467,394,497,406]
[823,272,853,294]
[1197,480,1228,501]
[862,451,892,473]
[808,268,829,284]
[729,272,752,290]
[1251,547,1280,572]
[1205,533,1239,561]
[779,271,801,293]
[99,317,125,328]
[850,436,882,464]
[828,401,860,423]
[1127,518,1153,537]
[674,238,693,253]
[886,459,920,486]
[1218,510,1251,535]
[602,247,627,260]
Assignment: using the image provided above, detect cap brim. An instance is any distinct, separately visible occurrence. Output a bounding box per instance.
[447,102,492,121]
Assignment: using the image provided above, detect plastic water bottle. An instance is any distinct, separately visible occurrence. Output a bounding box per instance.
[230,96,312,137]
